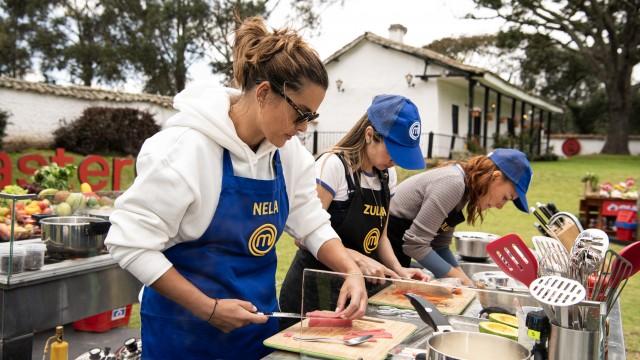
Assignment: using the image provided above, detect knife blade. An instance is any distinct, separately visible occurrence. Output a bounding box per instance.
[258,312,385,323]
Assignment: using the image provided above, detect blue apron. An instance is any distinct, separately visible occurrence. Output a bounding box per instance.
[141,149,289,359]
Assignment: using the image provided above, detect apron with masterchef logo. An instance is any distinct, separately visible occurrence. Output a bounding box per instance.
[279,153,389,321]
[141,149,289,359]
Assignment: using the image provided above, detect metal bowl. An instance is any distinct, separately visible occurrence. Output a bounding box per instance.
[472,271,538,313]
[453,231,498,261]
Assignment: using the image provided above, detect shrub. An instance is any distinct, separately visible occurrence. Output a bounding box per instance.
[0,109,11,150]
[54,107,160,155]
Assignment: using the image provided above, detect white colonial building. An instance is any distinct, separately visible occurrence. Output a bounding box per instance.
[311,25,564,158]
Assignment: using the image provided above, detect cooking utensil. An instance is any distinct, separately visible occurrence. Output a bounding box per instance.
[618,240,640,277]
[292,335,372,346]
[532,236,570,277]
[529,276,586,307]
[548,212,584,232]
[534,222,552,237]
[486,233,538,286]
[536,202,554,220]
[453,231,498,261]
[547,203,559,215]
[259,312,385,323]
[40,216,111,257]
[572,229,609,261]
[529,275,586,329]
[590,250,633,317]
[404,293,530,360]
[531,207,550,227]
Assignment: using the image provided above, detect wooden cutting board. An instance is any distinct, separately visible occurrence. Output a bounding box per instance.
[264,318,416,360]
[368,282,475,315]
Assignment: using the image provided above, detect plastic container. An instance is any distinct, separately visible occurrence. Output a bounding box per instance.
[23,243,47,270]
[615,210,637,241]
[0,246,26,275]
[73,304,133,333]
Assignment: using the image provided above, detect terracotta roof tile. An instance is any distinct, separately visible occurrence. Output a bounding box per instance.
[0,76,173,108]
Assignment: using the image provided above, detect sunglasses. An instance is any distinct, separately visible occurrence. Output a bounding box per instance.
[256,80,320,123]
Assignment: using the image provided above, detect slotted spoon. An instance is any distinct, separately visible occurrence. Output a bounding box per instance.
[529,275,586,307]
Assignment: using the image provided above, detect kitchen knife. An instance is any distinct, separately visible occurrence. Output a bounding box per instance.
[258,312,385,323]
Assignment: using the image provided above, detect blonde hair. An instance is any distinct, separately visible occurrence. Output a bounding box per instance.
[439,155,499,225]
[232,17,328,92]
[331,114,382,172]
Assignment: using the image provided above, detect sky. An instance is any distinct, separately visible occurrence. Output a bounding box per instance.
[32,0,638,92]
[185,0,508,88]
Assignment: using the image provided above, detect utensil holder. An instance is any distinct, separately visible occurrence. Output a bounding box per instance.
[548,324,601,360]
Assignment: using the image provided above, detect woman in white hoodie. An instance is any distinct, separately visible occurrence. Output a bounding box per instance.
[105,17,367,359]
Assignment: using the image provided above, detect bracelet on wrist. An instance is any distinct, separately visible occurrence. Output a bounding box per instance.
[207,298,219,323]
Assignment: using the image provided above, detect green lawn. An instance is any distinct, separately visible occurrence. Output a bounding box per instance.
[10,150,637,357]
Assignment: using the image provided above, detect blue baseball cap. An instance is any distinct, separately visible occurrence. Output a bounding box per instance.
[488,148,533,213]
[367,95,425,170]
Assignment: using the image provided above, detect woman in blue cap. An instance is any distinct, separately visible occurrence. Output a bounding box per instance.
[387,149,533,286]
[279,94,430,319]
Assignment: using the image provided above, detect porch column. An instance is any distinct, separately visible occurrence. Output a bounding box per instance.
[467,78,476,139]
[482,86,489,149]
[537,108,544,155]
[495,92,502,139]
[520,101,526,150]
[529,105,536,155]
[546,112,552,153]
[510,97,516,137]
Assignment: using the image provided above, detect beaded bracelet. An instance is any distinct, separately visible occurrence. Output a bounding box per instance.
[207,298,219,323]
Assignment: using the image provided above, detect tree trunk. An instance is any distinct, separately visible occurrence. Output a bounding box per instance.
[601,69,632,154]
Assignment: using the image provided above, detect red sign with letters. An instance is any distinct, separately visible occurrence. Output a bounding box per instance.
[0,148,135,191]
[601,200,638,216]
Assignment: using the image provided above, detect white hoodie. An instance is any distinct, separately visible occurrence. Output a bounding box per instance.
[105,83,337,286]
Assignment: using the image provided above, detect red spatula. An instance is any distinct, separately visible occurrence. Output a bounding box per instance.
[619,241,640,278]
[486,233,539,286]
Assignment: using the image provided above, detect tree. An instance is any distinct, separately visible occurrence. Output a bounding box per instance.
[0,0,53,78]
[103,0,213,95]
[40,1,126,86]
[469,0,640,153]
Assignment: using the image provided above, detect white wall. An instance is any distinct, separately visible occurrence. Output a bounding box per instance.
[319,41,439,156]
[0,88,176,143]
[549,135,640,157]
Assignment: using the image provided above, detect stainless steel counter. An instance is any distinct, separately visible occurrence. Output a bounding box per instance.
[0,240,141,359]
[264,258,626,360]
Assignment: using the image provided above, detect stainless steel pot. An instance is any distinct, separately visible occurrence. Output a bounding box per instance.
[40,216,111,257]
[405,293,530,360]
[454,231,498,261]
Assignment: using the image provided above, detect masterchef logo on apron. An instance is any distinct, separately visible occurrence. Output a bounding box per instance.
[362,227,381,254]
[248,223,278,256]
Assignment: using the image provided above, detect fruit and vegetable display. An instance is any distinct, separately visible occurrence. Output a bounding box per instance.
[0,183,119,241]
[24,163,77,194]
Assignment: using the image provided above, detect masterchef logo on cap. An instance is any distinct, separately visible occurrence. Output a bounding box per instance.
[362,227,381,254]
[409,121,420,140]
[248,223,277,256]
